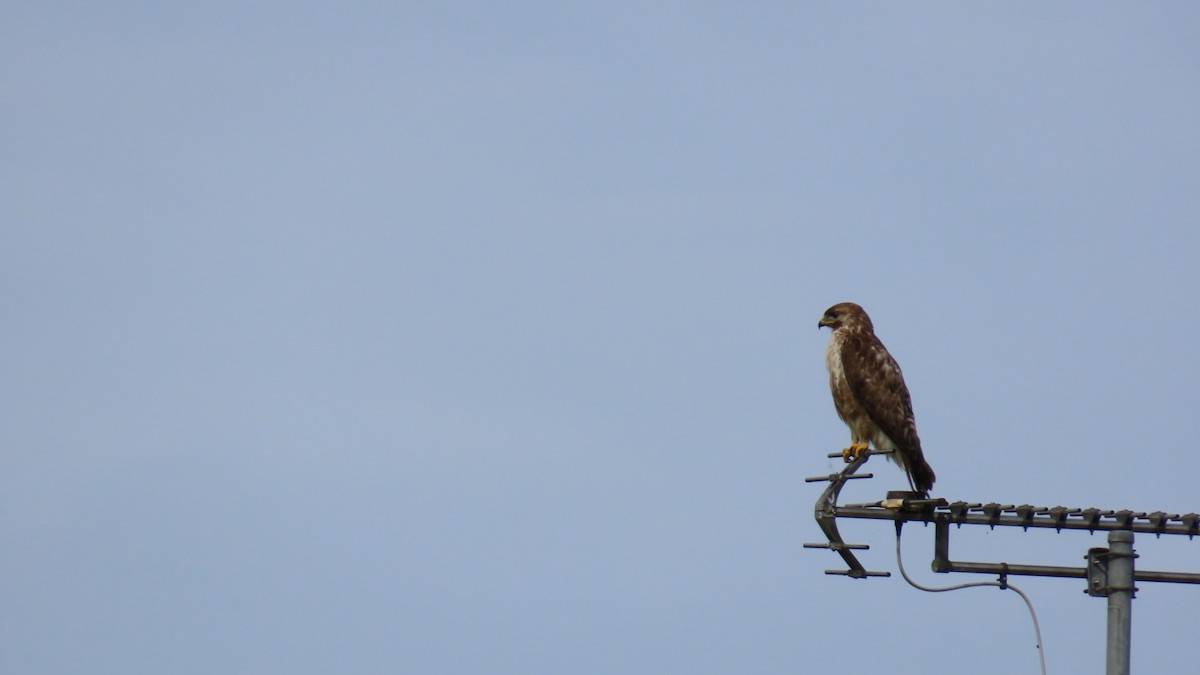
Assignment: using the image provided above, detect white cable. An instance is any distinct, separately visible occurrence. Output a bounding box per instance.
[895,524,1048,675]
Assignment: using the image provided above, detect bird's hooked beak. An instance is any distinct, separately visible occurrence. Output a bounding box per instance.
[818,316,834,329]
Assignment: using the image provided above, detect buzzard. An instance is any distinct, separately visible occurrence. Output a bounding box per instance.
[818,302,936,497]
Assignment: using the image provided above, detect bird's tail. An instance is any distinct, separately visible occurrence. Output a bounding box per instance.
[907,457,936,498]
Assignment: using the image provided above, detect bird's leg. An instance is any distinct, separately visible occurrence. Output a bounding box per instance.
[842,442,870,463]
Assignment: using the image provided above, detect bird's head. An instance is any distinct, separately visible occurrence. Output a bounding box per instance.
[818,302,874,332]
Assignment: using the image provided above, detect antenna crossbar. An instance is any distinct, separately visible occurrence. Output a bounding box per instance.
[806,448,1199,675]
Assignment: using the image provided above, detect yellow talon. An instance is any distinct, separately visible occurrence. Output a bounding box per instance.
[842,442,870,463]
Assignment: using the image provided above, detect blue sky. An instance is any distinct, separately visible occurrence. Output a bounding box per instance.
[3,3,1199,673]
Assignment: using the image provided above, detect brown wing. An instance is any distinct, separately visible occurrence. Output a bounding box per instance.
[839,334,920,447]
[840,332,934,494]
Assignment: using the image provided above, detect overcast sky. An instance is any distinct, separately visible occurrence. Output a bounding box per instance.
[4,3,1199,674]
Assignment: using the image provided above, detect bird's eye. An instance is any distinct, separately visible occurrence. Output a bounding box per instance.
[828,311,838,318]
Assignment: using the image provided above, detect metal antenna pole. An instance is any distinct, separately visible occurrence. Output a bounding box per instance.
[1106,530,1134,675]
[807,453,1200,672]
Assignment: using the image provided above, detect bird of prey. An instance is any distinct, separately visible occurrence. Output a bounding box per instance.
[818,302,936,497]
